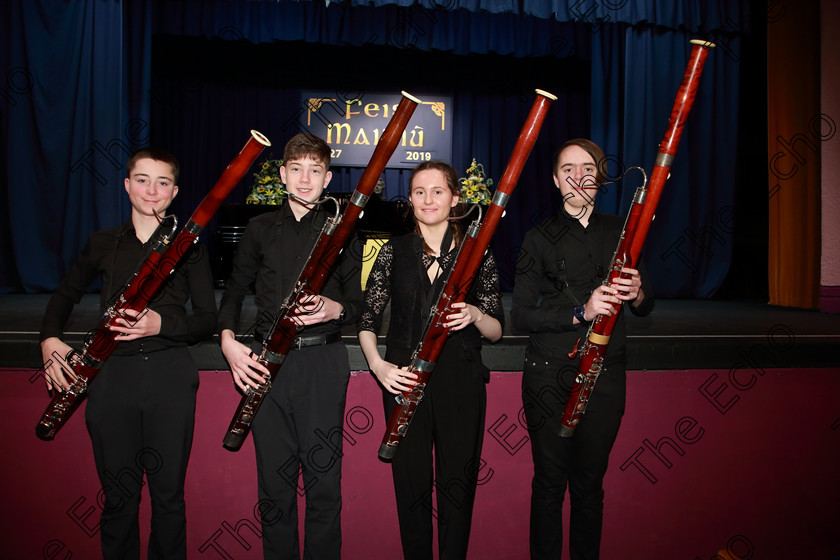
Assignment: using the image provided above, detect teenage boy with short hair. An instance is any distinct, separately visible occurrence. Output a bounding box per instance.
[219,133,362,560]
[40,148,218,559]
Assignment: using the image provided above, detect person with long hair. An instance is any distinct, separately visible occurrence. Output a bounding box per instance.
[358,160,503,560]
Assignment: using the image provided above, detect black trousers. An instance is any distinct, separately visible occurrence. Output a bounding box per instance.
[383,342,487,560]
[85,346,198,560]
[251,342,350,560]
[521,351,626,560]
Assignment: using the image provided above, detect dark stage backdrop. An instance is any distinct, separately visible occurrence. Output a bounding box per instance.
[2,0,754,296]
[147,35,592,293]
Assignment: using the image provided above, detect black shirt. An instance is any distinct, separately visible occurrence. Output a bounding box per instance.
[511,208,654,361]
[359,230,504,352]
[218,202,362,339]
[40,220,218,355]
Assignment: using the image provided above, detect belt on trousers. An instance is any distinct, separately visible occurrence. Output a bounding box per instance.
[291,331,342,350]
[255,331,342,350]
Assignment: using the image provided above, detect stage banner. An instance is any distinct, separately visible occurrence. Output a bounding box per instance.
[300,91,452,168]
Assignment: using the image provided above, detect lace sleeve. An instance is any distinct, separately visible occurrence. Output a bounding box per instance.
[469,251,504,327]
[358,242,394,334]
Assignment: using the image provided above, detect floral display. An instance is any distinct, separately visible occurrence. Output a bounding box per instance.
[459,158,493,205]
[246,157,286,205]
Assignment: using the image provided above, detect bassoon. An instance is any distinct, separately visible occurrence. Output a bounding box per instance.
[558,39,715,438]
[378,89,557,460]
[35,130,271,440]
[222,91,421,451]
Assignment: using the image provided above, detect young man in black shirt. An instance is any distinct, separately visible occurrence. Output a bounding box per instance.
[511,139,654,560]
[40,148,218,559]
[219,133,361,560]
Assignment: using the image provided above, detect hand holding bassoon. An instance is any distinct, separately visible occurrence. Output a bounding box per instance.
[581,268,643,321]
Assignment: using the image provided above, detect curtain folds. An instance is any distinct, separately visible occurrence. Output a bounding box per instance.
[153,0,749,56]
[154,1,578,57]
[767,0,820,308]
[2,0,748,297]
[5,1,133,291]
[591,28,738,298]
[290,0,748,32]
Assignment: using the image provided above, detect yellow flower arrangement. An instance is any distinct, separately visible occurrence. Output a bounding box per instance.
[246,157,287,205]
[459,158,493,205]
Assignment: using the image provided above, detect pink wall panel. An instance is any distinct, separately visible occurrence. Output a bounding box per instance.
[821,0,840,293]
[3,367,839,559]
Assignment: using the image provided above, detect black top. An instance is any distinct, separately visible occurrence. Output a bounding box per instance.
[511,208,655,361]
[359,230,504,354]
[40,220,218,355]
[218,202,362,339]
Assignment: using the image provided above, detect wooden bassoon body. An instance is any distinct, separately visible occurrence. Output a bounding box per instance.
[558,40,715,438]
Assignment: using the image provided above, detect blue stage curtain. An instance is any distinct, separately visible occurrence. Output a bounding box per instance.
[591,27,739,298]
[152,0,748,56]
[1,0,151,293]
[1,0,749,297]
[153,0,573,57]
[261,0,748,32]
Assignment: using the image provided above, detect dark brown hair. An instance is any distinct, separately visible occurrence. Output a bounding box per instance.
[552,138,607,184]
[283,133,331,169]
[127,148,180,184]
